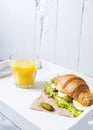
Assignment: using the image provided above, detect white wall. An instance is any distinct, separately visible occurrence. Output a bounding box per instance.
[0,0,35,59]
[79,0,93,76]
[0,0,93,76]
[55,0,83,70]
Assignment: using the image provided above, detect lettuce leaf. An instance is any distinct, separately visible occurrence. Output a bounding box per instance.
[44,82,83,117]
[50,76,56,83]
[55,96,83,117]
[44,82,54,97]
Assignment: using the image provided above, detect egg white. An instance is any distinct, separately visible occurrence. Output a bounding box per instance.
[73,100,87,111]
[90,89,93,93]
[58,91,66,98]
[51,83,56,89]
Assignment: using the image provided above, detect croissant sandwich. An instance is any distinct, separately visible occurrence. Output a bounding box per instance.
[44,74,93,117]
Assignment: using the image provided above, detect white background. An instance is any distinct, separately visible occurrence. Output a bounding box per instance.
[0,0,93,76]
[0,0,93,129]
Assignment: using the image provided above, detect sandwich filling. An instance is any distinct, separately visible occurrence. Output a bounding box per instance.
[44,77,93,117]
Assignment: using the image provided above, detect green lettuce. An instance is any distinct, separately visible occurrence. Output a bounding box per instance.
[44,82,54,97]
[55,96,83,117]
[44,82,83,117]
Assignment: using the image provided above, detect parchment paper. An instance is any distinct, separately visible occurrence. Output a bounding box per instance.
[30,92,73,117]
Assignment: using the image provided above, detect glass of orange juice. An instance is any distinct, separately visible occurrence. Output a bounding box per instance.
[10,54,37,89]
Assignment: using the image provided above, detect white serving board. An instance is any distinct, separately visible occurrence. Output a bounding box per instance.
[0,60,93,130]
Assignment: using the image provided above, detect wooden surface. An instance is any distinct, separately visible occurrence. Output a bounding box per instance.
[55,0,83,70]
[0,60,93,130]
[79,0,93,76]
[0,0,36,57]
[0,0,93,76]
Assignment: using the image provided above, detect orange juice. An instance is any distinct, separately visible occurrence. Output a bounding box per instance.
[11,59,37,88]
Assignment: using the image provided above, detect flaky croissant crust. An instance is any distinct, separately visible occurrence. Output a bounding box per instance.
[54,74,93,106]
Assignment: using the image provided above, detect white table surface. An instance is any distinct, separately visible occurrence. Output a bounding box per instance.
[0,60,93,130]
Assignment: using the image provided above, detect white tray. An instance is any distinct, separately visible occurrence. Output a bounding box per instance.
[0,60,93,130]
[0,60,12,78]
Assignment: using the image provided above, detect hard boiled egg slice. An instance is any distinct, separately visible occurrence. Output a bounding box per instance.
[51,84,66,98]
[58,91,66,98]
[51,83,56,89]
[90,89,93,96]
[73,100,87,111]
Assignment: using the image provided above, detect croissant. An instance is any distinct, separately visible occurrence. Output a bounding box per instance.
[54,74,93,106]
